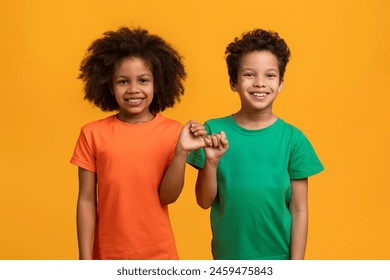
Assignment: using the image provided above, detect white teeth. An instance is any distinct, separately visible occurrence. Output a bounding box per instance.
[125,98,142,103]
[253,93,266,97]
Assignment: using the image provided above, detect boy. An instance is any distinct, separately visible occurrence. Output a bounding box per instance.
[187,29,324,260]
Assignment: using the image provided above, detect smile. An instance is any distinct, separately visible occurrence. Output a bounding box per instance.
[251,92,268,97]
[125,98,143,102]
[124,98,144,105]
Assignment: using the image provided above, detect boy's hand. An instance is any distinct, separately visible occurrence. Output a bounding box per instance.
[176,121,208,154]
[203,131,229,165]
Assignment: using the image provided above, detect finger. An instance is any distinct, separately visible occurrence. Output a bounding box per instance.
[188,120,197,132]
[204,136,212,146]
[220,137,228,146]
[211,135,219,148]
[191,124,206,135]
[221,137,229,150]
[216,135,224,150]
[189,121,204,133]
[219,131,228,148]
[194,129,208,137]
[211,134,223,150]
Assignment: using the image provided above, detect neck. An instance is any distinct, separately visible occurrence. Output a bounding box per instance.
[116,112,155,124]
[233,110,277,130]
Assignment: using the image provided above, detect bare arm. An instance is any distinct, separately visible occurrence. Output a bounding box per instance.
[196,132,228,209]
[159,121,208,205]
[289,178,308,260]
[195,159,219,209]
[76,167,97,260]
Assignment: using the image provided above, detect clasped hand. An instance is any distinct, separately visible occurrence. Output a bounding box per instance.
[177,121,228,160]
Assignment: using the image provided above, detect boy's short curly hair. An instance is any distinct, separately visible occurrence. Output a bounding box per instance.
[78,27,186,113]
[225,29,290,84]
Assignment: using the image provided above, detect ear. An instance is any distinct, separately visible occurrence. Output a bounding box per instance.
[278,79,284,93]
[230,80,237,92]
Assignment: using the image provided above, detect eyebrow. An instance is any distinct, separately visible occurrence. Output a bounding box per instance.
[115,73,152,78]
[240,67,279,72]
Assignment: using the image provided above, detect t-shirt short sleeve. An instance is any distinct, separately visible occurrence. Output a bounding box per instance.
[70,127,96,172]
[288,129,324,180]
[187,147,206,169]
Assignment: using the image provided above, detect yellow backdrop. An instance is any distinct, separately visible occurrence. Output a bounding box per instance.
[0,0,389,259]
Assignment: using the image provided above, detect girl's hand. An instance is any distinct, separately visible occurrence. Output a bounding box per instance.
[203,131,228,165]
[176,121,208,154]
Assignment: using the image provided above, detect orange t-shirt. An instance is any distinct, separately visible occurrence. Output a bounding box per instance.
[71,114,182,259]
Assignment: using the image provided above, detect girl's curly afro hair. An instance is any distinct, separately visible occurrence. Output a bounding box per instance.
[78,27,186,113]
[225,29,290,85]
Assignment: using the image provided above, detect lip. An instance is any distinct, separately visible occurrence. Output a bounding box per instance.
[250,92,269,98]
[124,97,145,105]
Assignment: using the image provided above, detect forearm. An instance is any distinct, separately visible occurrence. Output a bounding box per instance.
[195,160,219,209]
[290,208,308,260]
[289,178,308,260]
[77,199,96,260]
[159,146,188,205]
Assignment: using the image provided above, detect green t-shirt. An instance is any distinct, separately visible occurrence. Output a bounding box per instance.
[187,116,324,260]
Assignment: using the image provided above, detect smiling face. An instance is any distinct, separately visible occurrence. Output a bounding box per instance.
[231,50,284,114]
[112,56,155,123]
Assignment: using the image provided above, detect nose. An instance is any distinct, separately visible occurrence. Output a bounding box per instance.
[126,83,140,94]
[253,76,266,87]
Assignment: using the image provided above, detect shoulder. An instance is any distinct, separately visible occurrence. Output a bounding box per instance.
[278,119,306,139]
[80,115,116,132]
[205,116,231,125]
[78,116,117,138]
[156,114,183,132]
[204,116,232,131]
[158,114,183,127]
[279,119,319,155]
[153,115,183,140]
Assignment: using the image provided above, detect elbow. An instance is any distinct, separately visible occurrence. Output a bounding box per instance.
[198,203,210,210]
[196,198,213,209]
[160,195,178,205]
[289,204,308,217]
[195,190,216,209]
[161,199,177,205]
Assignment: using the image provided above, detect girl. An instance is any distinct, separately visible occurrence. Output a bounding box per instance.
[71,27,207,260]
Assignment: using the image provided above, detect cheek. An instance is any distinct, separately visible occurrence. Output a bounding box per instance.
[148,86,155,99]
[113,89,122,100]
[148,92,154,103]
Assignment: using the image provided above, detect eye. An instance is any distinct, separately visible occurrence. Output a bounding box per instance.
[139,78,149,84]
[266,73,277,79]
[117,79,128,84]
[243,72,254,77]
